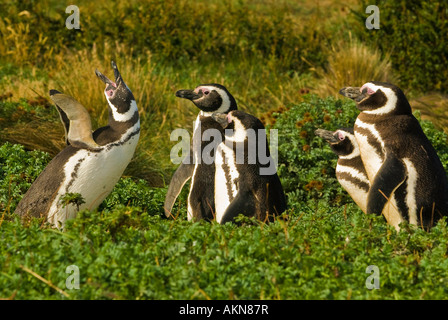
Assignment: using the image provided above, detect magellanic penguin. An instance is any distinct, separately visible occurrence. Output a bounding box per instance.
[164,84,238,221]
[15,61,140,228]
[339,81,448,231]
[315,128,370,213]
[211,110,287,224]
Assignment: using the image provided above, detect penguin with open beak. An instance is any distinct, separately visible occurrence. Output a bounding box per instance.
[15,61,140,228]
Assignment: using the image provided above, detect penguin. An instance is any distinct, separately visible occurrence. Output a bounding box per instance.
[314,128,370,213]
[15,61,140,228]
[339,81,448,231]
[177,114,224,221]
[211,110,287,224]
[164,84,238,221]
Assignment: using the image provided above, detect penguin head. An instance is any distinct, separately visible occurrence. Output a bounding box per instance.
[95,61,137,122]
[212,110,264,142]
[315,128,359,157]
[176,84,237,116]
[339,81,411,115]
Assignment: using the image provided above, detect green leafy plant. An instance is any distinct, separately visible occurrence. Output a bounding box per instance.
[0,142,51,213]
[270,95,359,207]
[352,0,448,95]
[60,193,85,211]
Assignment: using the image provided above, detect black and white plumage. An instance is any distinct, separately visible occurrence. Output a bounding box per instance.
[164,84,238,221]
[315,128,369,213]
[15,61,140,228]
[340,81,448,230]
[211,110,287,224]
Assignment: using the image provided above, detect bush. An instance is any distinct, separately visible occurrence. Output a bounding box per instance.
[0,0,326,74]
[352,0,448,94]
[0,142,51,213]
[313,39,395,97]
[2,202,448,300]
[270,95,359,207]
[99,178,168,216]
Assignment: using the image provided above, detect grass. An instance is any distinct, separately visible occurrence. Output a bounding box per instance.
[312,37,396,98]
[1,191,448,300]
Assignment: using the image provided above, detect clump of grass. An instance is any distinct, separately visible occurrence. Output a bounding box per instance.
[1,121,65,156]
[410,94,448,135]
[312,38,396,97]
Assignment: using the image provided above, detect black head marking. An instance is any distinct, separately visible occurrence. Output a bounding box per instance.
[96,61,136,116]
[356,87,388,112]
[176,83,237,113]
[229,110,264,131]
[367,81,412,115]
[339,82,412,115]
[315,128,355,157]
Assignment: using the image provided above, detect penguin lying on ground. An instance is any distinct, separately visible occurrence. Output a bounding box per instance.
[164,84,238,221]
[339,81,448,230]
[15,61,140,228]
[211,110,287,224]
[315,128,369,213]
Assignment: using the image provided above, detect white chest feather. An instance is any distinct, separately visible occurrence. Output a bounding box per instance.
[338,179,368,213]
[336,164,369,213]
[187,115,204,221]
[402,158,418,225]
[354,118,385,180]
[214,142,239,224]
[47,124,140,228]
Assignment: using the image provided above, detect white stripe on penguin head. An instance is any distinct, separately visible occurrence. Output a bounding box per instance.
[194,86,232,116]
[361,83,398,116]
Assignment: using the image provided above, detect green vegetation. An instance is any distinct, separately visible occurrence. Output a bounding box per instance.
[2,203,448,300]
[2,96,448,299]
[1,0,448,300]
[353,0,448,95]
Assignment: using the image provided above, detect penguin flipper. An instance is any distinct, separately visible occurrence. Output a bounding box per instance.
[269,176,288,215]
[164,151,194,218]
[367,153,407,215]
[49,90,100,150]
[220,190,258,224]
[54,105,70,145]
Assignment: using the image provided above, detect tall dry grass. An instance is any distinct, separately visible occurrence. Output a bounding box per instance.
[410,94,448,135]
[312,38,396,97]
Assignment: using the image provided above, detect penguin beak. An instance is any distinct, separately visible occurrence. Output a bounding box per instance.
[175,89,203,101]
[211,112,231,128]
[111,61,123,85]
[339,87,368,102]
[95,69,115,86]
[95,61,123,98]
[314,129,339,144]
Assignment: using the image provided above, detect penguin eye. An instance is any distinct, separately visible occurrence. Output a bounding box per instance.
[338,132,345,141]
[203,90,210,95]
